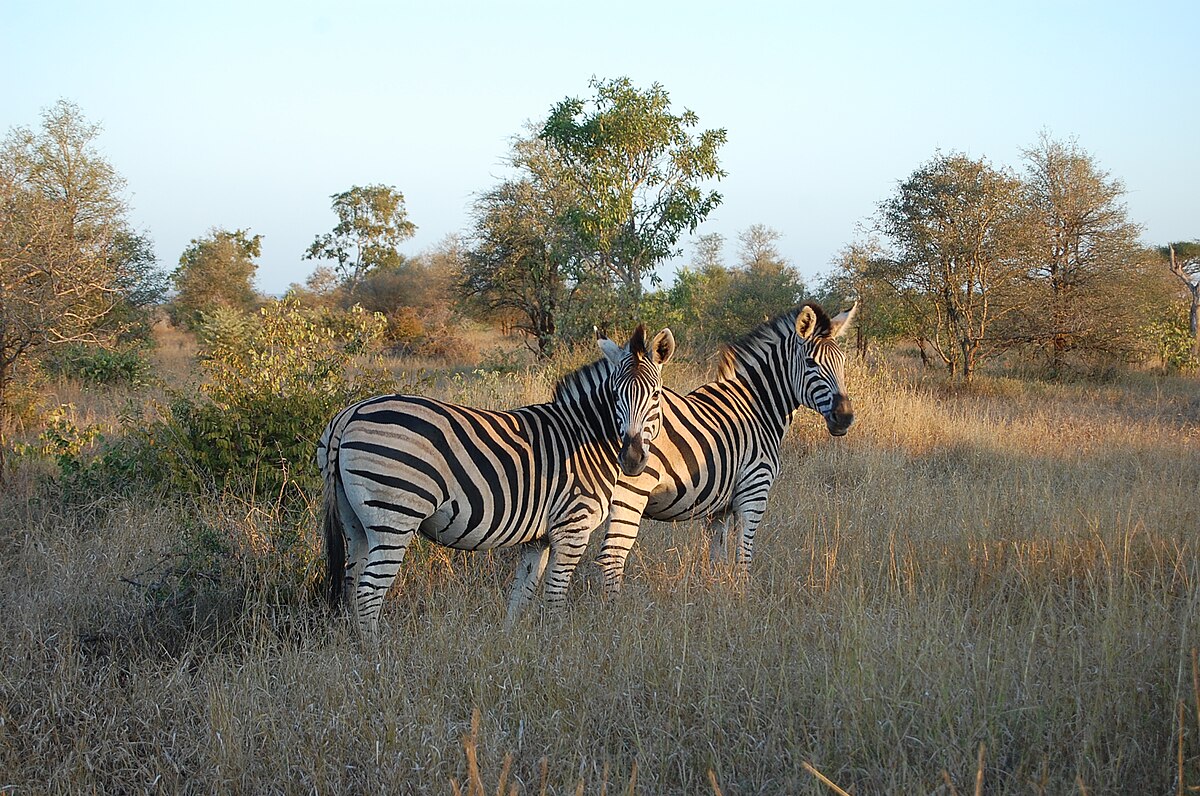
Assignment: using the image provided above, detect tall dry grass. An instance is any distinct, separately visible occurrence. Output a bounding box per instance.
[1,349,1198,794]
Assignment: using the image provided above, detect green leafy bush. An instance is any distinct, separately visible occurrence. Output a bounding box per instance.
[43,344,152,386]
[152,299,395,498]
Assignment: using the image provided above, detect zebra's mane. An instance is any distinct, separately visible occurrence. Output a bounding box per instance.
[716,302,831,381]
[551,356,613,407]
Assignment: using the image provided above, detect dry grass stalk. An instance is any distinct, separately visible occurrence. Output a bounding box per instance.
[803,761,852,796]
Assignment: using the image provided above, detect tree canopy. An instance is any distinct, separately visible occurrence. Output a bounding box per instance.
[539,77,726,315]
[305,185,416,292]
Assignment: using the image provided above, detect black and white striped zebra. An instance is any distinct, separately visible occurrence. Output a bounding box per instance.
[317,324,675,634]
[596,302,856,591]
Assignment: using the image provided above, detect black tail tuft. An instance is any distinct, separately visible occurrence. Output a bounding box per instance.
[323,480,346,609]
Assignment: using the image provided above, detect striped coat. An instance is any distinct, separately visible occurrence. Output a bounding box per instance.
[596,303,855,590]
[318,325,675,634]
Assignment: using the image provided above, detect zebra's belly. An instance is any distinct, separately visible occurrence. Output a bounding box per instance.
[417,500,547,550]
[643,479,733,523]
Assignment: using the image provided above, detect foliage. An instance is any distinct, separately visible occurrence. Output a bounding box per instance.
[104,228,169,344]
[0,100,133,474]
[151,299,393,498]
[641,227,807,348]
[1146,300,1199,373]
[876,152,1029,381]
[458,136,584,358]
[305,184,416,291]
[170,228,262,330]
[1014,134,1148,364]
[42,343,152,387]
[540,76,726,315]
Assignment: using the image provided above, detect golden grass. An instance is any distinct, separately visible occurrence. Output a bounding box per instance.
[1,350,1198,793]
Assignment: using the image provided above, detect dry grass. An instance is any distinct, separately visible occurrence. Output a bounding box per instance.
[2,348,1198,794]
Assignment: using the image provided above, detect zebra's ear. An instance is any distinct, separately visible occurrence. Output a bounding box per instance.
[795,305,819,340]
[597,329,624,364]
[650,328,675,366]
[829,302,859,339]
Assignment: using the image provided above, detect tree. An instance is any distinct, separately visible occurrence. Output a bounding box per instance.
[726,225,806,327]
[171,228,261,329]
[1164,241,1200,354]
[305,184,416,292]
[106,228,169,343]
[1017,134,1145,365]
[458,133,587,358]
[0,100,132,476]
[878,152,1028,381]
[540,77,726,316]
[824,239,926,361]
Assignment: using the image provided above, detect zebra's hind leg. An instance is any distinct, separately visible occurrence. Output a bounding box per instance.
[355,524,416,637]
[506,542,550,625]
[337,486,369,616]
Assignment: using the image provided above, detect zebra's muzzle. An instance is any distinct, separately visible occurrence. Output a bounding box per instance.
[826,395,855,436]
[618,433,649,477]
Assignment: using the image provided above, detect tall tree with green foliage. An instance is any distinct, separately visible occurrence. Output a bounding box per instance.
[459,137,582,357]
[0,100,133,477]
[879,152,1028,381]
[305,184,416,292]
[540,77,726,317]
[171,228,261,329]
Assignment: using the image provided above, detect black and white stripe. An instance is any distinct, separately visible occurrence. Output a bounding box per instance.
[596,302,856,590]
[318,324,675,634]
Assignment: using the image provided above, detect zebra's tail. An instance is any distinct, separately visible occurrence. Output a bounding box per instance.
[322,463,347,610]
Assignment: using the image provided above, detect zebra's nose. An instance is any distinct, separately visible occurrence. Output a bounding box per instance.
[619,433,649,476]
[827,395,854,436]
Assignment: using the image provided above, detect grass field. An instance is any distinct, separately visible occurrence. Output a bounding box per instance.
[1,338,1198,794]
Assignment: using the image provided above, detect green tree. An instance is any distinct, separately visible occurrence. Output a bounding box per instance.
[305,184,416,292]
[106,228,168,343]
[0,100,132,475]
[540,77,726,317]
[725,225,806,329]
[879,152,1028,381]
[459,136,584,357]
[1018,134,1146,366]
[823,239,926,361]
[171,228,261,329]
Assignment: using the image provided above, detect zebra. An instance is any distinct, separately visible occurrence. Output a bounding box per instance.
[595,302,856,592]
[317,324,675,635]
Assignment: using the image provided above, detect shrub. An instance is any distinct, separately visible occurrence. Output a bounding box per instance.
[42,344,153,387]
[150,299,395,499]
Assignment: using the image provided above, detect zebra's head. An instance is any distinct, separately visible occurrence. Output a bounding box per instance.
[598,324,675,477]
[792,302,857,436]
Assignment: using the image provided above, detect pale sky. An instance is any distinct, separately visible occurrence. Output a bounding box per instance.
[3,0,1197,294]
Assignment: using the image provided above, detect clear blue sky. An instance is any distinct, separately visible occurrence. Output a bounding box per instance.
[3,0,1197,294]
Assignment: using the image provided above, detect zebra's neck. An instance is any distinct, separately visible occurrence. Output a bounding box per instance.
[543,357,619,447]
[715,311,805,440]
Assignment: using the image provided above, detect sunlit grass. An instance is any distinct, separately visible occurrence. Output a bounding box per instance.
[1,338,1198,793]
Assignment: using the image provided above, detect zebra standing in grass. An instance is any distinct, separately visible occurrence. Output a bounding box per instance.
[318,324,675,635]
[596,302,856,592]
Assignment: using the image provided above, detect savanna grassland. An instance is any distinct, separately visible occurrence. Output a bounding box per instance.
[1,333,1199,795]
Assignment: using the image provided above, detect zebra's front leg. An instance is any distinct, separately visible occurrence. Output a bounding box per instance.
[731,493,771,575]
[506,542,550,625]
[724,470,772,576]
[595,499,650,598]
[708,510,740,568]
[542,528,592,614]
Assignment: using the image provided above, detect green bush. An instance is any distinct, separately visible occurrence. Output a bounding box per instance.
[42,344,152,387]
[150,299,395,499]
